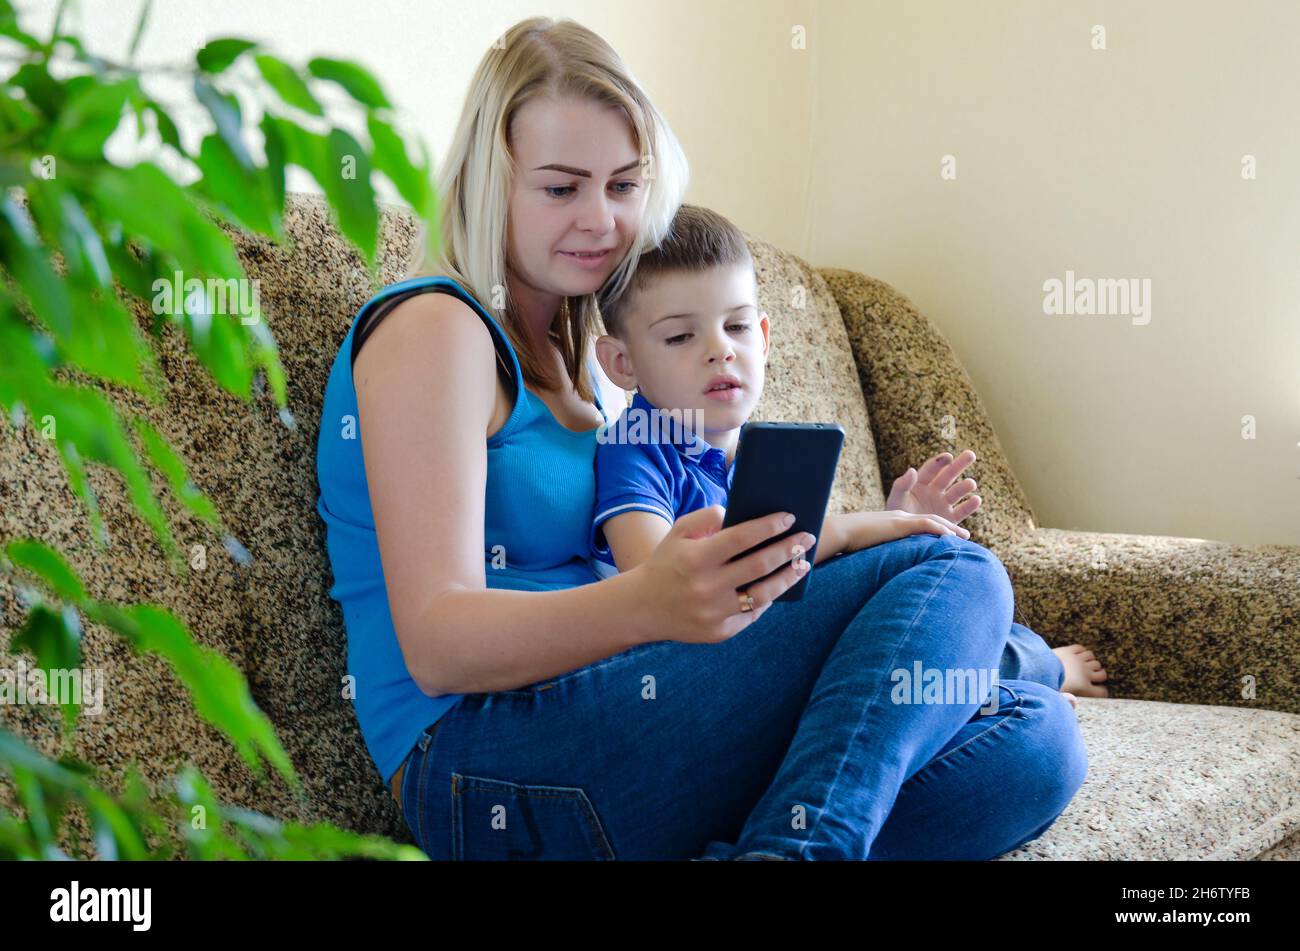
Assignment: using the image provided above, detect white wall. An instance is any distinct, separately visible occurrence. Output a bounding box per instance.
[19,0,1298,544]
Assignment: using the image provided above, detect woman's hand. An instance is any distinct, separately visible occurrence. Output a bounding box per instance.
[627,505,815,645]
[886,449,982,524]
[837,509,969,556]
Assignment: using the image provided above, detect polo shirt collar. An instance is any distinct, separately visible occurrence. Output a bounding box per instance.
[630,392,731,466]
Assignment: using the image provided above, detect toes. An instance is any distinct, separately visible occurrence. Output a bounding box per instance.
[1061,691,1078,709]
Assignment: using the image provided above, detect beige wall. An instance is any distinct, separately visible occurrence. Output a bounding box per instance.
[25,0,1298,544]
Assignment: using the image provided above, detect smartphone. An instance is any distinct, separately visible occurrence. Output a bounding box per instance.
[721,421,845,601]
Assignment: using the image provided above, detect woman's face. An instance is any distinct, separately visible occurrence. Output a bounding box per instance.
[506,96,647,301]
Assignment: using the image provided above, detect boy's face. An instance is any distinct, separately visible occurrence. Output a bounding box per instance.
[595,261,771,436]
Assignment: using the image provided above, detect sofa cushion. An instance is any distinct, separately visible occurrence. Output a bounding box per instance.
[998,697,1300,859]
[743,238,885,515]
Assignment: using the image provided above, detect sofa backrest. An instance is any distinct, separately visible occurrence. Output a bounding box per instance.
[0,192,882,838]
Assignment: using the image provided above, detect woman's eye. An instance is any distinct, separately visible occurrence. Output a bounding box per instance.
[665,333,691,345]
[611,181,640,195]
[545,186,575,198]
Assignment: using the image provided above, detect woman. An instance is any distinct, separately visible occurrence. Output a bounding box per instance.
[315,16,1088,860]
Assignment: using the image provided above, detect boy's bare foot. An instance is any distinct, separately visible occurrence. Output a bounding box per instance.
[1052,644,1109,697]
[1062,691,1078,710]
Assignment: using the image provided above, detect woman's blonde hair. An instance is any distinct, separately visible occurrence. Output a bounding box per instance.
[405,16,689,400]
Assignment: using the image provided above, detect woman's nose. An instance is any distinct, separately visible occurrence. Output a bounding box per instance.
[576,189,616,234]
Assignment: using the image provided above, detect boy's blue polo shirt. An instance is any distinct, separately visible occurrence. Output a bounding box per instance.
[591,392,736,575]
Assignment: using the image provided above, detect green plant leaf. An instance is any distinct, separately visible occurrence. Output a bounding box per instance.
[0,5,43,51]
[196,37,257,74]
[306,57,392,110]
[254,53,323,117]
[9,603,84,735]
[1,194,151,393]
[322,127,378,269]
[47,79,136,160]
[81,603,298,789]
[3,538,87,602]
[259,112,286,220]
[19,379,177,559]
[10,61,65,118]
[193,132,277,236]
[132,415,221,528]
[193,75,253,170]
[367,113,432,214]
[93,163,244,279]
[10,603,82,671]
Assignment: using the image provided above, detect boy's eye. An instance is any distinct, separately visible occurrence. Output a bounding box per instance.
[727,323,751,333]
[664,333,692,345]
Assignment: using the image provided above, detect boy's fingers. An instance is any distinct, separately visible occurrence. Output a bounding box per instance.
[915,453,950,484]
[942,478,977,504]
[936,449,977,487]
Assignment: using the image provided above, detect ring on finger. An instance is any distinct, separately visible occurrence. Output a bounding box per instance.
[738,590,755,613]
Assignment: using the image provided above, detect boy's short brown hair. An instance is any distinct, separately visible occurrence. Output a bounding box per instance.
[598,204,753,338]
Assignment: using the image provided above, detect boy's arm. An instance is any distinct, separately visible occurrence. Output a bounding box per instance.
[812,513,851,566]
[603,511,673,572]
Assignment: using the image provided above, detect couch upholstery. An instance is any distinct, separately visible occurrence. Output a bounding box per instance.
[2,192,1296,859]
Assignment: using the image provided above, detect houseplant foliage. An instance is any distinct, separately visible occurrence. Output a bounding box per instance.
[0,0,436,858]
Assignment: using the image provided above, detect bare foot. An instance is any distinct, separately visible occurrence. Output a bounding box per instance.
[1061,691,1078,710]
[1052,644,1109,698]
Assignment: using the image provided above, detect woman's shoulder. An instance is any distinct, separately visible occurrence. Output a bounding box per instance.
[354,280,498,378]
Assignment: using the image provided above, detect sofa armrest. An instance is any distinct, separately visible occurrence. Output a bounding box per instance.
[994,527,1300,713]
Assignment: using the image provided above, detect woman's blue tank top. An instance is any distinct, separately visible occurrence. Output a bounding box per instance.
[315,275,608,784]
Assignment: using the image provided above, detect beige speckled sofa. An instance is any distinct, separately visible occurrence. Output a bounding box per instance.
[2,192,1297,860]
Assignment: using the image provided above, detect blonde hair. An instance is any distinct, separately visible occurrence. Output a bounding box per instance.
[405,16,690,400]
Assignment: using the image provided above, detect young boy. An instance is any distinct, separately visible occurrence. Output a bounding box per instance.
[589,204,1108,700]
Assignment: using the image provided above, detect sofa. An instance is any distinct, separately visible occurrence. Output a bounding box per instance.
[2,191,1296,860]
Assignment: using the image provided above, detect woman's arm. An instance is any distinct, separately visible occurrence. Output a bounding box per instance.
[356,294,650,696]
[356,295,818,696]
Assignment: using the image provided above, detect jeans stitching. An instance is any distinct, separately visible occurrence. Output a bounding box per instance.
[905,682,1025,783]
[795,538,967,858]
[415,738,428,854]
[453,775,616,860]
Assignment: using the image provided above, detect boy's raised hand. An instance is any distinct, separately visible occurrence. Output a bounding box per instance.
[886,450,982,525]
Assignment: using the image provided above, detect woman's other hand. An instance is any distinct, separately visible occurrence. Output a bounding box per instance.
[627,505,814,644]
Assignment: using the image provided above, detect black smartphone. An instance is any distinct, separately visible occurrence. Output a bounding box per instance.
[721,421,845,601]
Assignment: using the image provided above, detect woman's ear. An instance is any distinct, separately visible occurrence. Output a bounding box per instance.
[595,334,637,390]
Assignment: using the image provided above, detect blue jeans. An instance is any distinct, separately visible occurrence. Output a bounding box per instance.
[1003,622,1065,690]
[398,534,1088,860]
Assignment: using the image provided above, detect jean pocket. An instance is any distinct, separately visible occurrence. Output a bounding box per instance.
[451,772,616,861]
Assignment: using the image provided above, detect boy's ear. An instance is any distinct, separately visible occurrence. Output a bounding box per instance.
[759,310,771,359]
[594,334,638,390]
